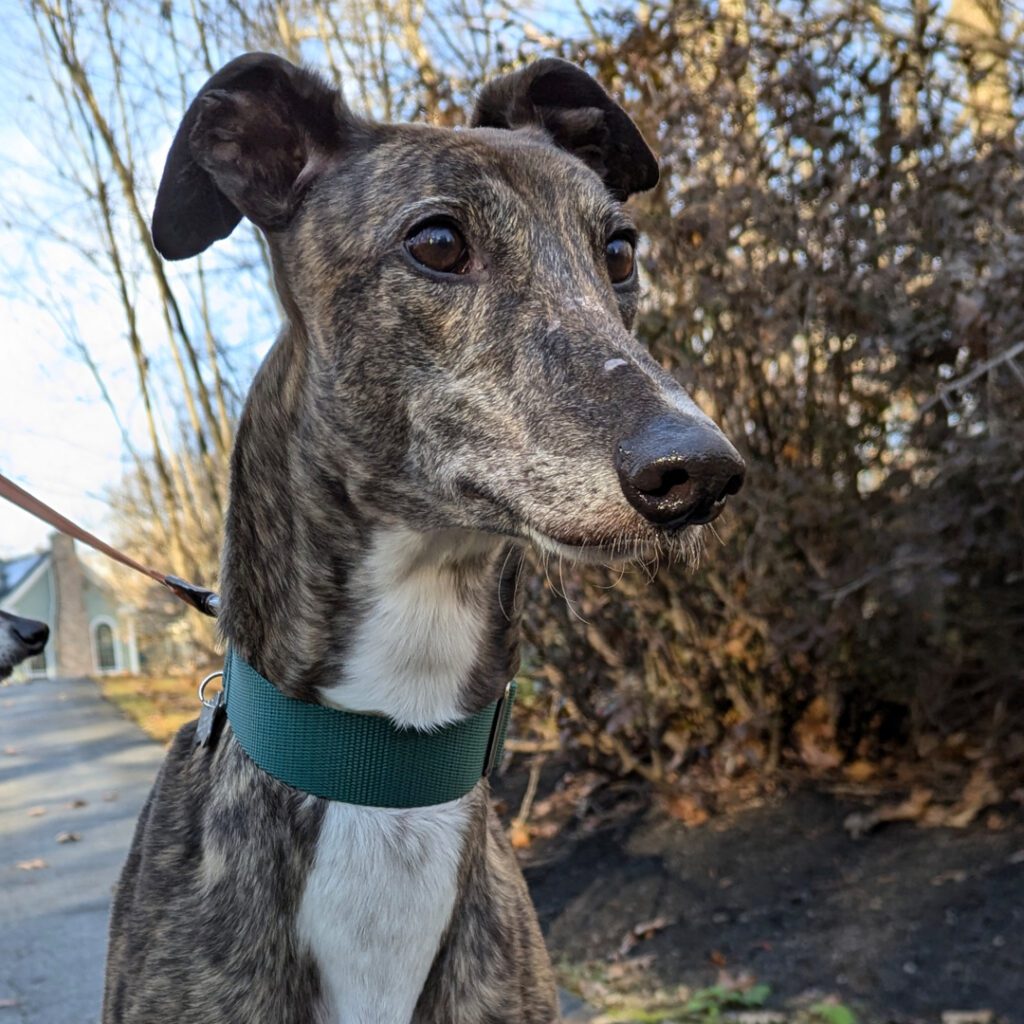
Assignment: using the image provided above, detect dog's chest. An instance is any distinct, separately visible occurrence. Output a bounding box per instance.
[296,796,472,1024]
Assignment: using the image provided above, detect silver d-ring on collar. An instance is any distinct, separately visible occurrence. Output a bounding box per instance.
[198,670,224,709]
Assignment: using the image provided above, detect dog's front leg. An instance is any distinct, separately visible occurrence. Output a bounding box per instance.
[413,804,560,1024]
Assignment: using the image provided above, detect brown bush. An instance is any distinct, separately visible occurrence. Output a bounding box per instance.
[514,1,1024,794]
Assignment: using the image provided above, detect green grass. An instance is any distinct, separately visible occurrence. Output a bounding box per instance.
[587,989,861,1024]
[557,960,861,1024]
[589,983,773,1024]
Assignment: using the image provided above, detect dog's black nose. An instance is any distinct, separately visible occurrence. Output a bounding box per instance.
[616,416,745,527]
[13,617,49,650]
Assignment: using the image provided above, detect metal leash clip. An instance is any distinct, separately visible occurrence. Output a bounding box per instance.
[194,670,226,749]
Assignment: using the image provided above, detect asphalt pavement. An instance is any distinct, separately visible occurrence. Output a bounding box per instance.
[0,675,164,1024]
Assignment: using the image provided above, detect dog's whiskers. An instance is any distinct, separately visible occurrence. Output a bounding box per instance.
[497,544,518,621]
[558,555,588,624]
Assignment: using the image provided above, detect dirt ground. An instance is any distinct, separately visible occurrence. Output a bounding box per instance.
[499,779,1024,1023]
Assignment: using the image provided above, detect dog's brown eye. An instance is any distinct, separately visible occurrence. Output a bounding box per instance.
[606,236,635,284]
[406,221,470,275]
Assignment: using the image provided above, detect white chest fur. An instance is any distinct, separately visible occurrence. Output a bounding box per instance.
[319,527,500,729]
[301,527,499,1022]
[296,796,472,1024]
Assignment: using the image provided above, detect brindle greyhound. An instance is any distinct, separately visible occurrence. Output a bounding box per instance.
[0,610,48,680]
[103,53,744,1024]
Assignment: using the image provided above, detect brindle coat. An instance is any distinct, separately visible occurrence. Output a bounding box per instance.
[103,53,743,1024]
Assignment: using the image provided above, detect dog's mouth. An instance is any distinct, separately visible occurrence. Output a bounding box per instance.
[523,522,702,568]
[457,479,706,568]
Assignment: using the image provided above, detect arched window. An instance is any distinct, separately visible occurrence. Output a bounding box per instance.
[93,621,118,672]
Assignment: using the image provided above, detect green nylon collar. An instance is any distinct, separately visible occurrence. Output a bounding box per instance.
[223,648,516,808]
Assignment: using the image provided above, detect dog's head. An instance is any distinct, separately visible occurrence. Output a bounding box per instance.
[0,610,49,681]
[153,54,744,563]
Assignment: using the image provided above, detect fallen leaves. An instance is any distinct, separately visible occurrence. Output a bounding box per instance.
[562,946,1004,1024]
[602,956,655,983]
[943,764,1002,829]
[930,869,968,887]
[15,858,47,871]
[55,831,81,844]
[508,822,531,849]
[793,697,843,772]
[615,916,671,959]
[842,759,876,783]
[506,770,610,850]
[664,793,710,828]
[844,786,933,839]
[843,761,1004,838]
[571,961,772,1023]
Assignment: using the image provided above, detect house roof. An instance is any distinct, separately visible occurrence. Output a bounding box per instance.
[0,553,47,601]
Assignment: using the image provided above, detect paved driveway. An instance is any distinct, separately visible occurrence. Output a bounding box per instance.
[0,676,165,1024]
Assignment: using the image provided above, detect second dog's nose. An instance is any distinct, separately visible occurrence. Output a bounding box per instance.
[13,617,49,649]
[616,416,745,527]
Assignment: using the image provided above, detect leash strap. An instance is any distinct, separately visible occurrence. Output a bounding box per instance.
[0,472,219,617]
[223,649,516,807]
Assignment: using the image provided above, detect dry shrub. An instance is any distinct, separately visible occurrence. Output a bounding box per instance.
[515,1,1024,795]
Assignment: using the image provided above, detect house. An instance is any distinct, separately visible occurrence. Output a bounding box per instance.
[0,533,139,679]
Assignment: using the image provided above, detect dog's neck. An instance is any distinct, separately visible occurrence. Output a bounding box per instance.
[218,330,522,728]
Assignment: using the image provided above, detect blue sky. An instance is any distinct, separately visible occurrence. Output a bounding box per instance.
[1,2,149,556]
[0,0,270,558]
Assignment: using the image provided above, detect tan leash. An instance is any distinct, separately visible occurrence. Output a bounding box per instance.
[0,472,219,617]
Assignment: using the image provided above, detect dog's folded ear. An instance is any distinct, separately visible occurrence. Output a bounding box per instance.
[153,52,357,260]
[471,58,659,200]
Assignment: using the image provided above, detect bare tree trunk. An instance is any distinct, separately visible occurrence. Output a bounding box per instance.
[949,0,1015,433]
[949,0,1015,141]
